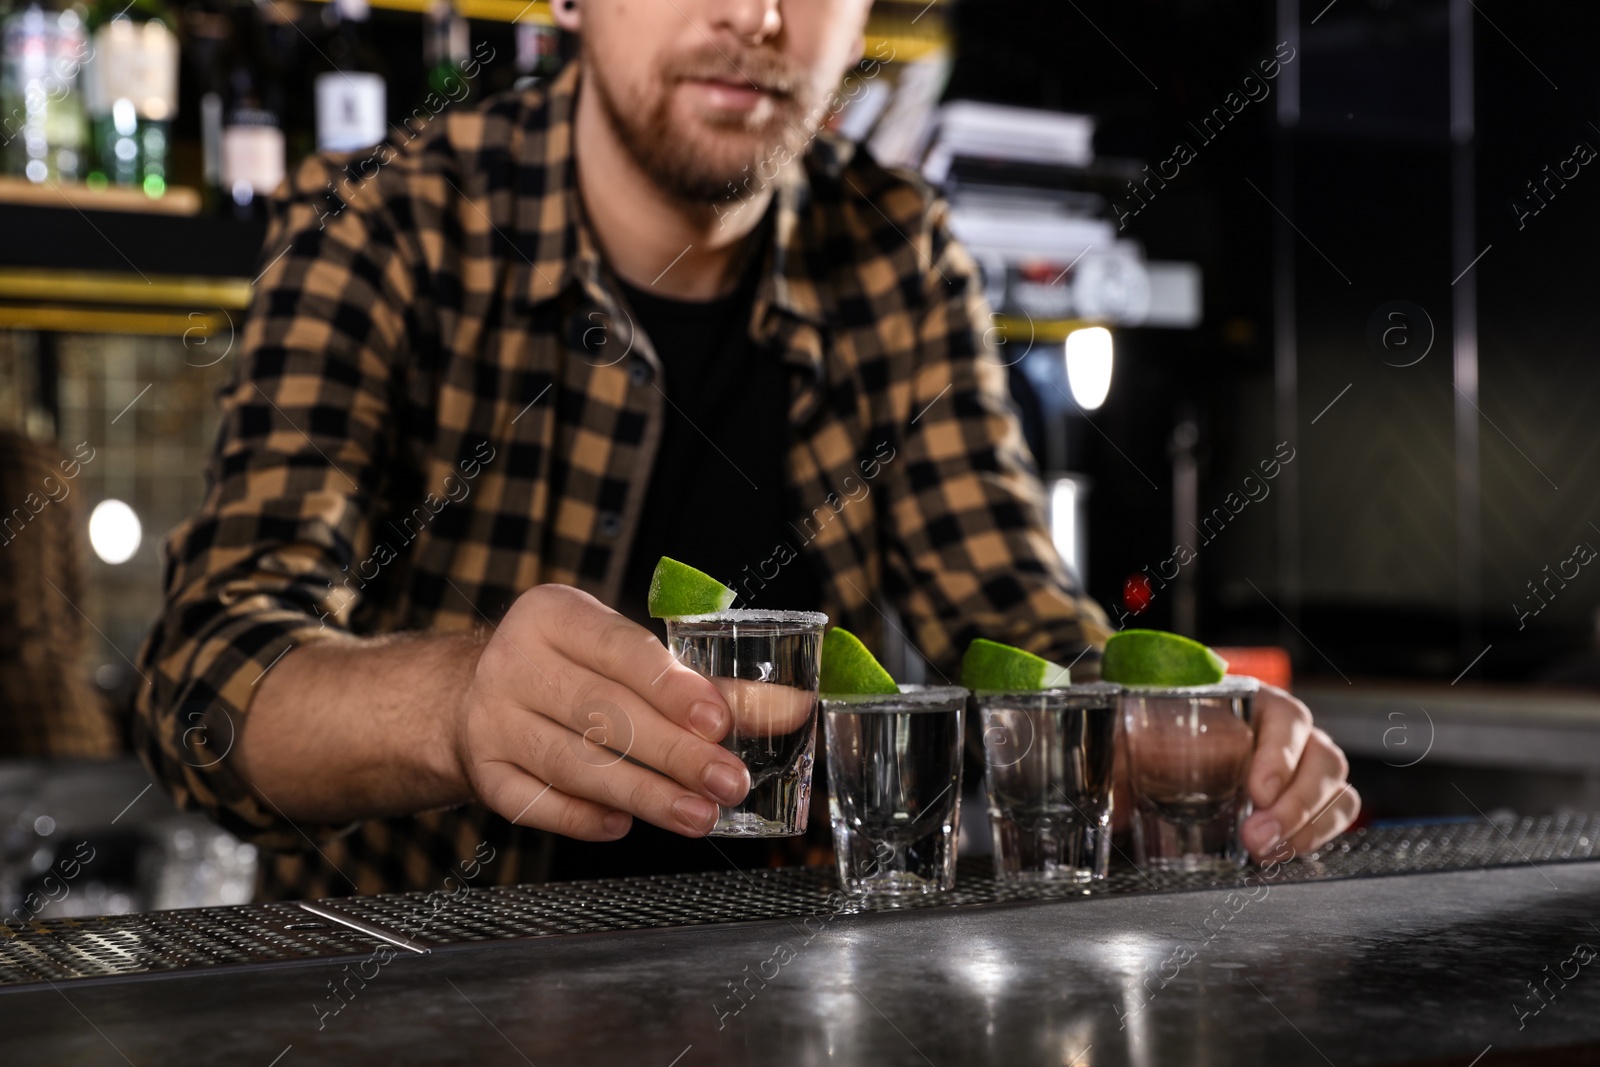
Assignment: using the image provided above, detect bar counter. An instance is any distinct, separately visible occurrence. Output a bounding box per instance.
[6,816,1600,1065]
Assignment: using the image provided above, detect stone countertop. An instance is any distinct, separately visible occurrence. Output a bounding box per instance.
[6,859,1600,1066]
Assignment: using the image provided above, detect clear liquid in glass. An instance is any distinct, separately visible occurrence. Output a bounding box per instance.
[1123,679,1258,873]
[824,686,965,897]
[667,612,824,837]
[978,684,1119,882]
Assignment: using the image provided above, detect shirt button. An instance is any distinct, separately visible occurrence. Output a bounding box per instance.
[629,359,654,386]
[598,512,623,538]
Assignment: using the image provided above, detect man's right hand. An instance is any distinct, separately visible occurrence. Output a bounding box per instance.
[455,584,751,841]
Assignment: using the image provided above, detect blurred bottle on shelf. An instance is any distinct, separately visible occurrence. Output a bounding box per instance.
[218,0,282,219]
[314,0,385,152]
[181,0,231,211]
[2,0,581,208]
[424,0,469,104]
[510,20,559,92]
[0,0,89,183]
[81,0,179,196]
[255,0,308,165]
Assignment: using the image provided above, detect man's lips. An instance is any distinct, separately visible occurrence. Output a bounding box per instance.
[681,76,783,111]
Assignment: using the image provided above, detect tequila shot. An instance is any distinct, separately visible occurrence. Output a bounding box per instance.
[977,683,1120,882]
[666,610,826,837]
[823,685,966,897]
[1122,676,1259,873]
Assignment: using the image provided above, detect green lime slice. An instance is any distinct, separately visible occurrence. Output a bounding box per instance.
[820,628,899,695]
[1100,629,1229,686]
[960,638,1071,691]
[646,557,737,618]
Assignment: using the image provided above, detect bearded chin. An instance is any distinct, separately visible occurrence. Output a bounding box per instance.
[592,70,813,205]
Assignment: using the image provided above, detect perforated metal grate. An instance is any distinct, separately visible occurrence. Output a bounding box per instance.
[0,902,387,985]
[3,814,1596,989]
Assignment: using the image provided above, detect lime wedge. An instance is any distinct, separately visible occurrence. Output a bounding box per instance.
[646,557,736,618]
[820,628,899,695]
[1101,629,1228,686]
[960,638,1071,691]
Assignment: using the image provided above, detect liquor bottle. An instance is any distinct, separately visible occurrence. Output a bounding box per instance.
[255,0,309,166]
[0,0,89,183]
[181,0,231,210]
[423,0,469,104]
[313,0,385,152]
[81,0,179,196]
[218,0,282,218]
[511,21,560,92]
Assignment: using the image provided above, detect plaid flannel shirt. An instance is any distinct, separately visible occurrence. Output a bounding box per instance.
[134,62,1112,902]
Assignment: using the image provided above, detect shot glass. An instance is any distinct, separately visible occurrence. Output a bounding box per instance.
[977,683,1121,882]
[1122,676,1260,873]
[665,610,827,837]
[823,685,967,897]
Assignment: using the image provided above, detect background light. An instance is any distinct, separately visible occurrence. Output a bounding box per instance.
[89,499,142,565]
[1065,325,1114,411]
[1050,478,1077,574]
[1048,475,1089,579]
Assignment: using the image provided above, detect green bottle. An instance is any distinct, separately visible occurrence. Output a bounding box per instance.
[423,0,469,105]
[0,0,89,183]
[82,0,178,196]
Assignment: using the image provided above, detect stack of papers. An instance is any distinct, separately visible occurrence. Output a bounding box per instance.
[922,101,1096,183]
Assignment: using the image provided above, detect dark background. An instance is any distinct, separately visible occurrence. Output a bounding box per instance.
[947,0,1600,687]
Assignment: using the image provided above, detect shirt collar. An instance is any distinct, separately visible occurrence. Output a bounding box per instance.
[512,60,591,310]
[760,150,828,329]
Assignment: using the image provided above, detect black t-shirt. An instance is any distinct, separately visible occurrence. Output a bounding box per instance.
[613,264,824,632]
[548,258,826,881]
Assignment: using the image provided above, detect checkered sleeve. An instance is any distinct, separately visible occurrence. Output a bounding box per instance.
[883,199,1113,679]
[132,154,417,850]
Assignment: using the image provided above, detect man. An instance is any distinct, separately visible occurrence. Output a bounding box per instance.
[135,0,1358,901]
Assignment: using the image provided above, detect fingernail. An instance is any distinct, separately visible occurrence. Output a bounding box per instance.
[1262,775,1283,801]
[674,795,720,834]
[689,701,727,740]
[1249,817,1282,853]
[602,811,631,837]
[704,762,749,805]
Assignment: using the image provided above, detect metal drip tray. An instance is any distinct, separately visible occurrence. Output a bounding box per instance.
[0,902,388,986]
[2,813,1596,989]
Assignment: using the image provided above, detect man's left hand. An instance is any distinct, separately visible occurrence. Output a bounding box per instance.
[1241,684,1360,862]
